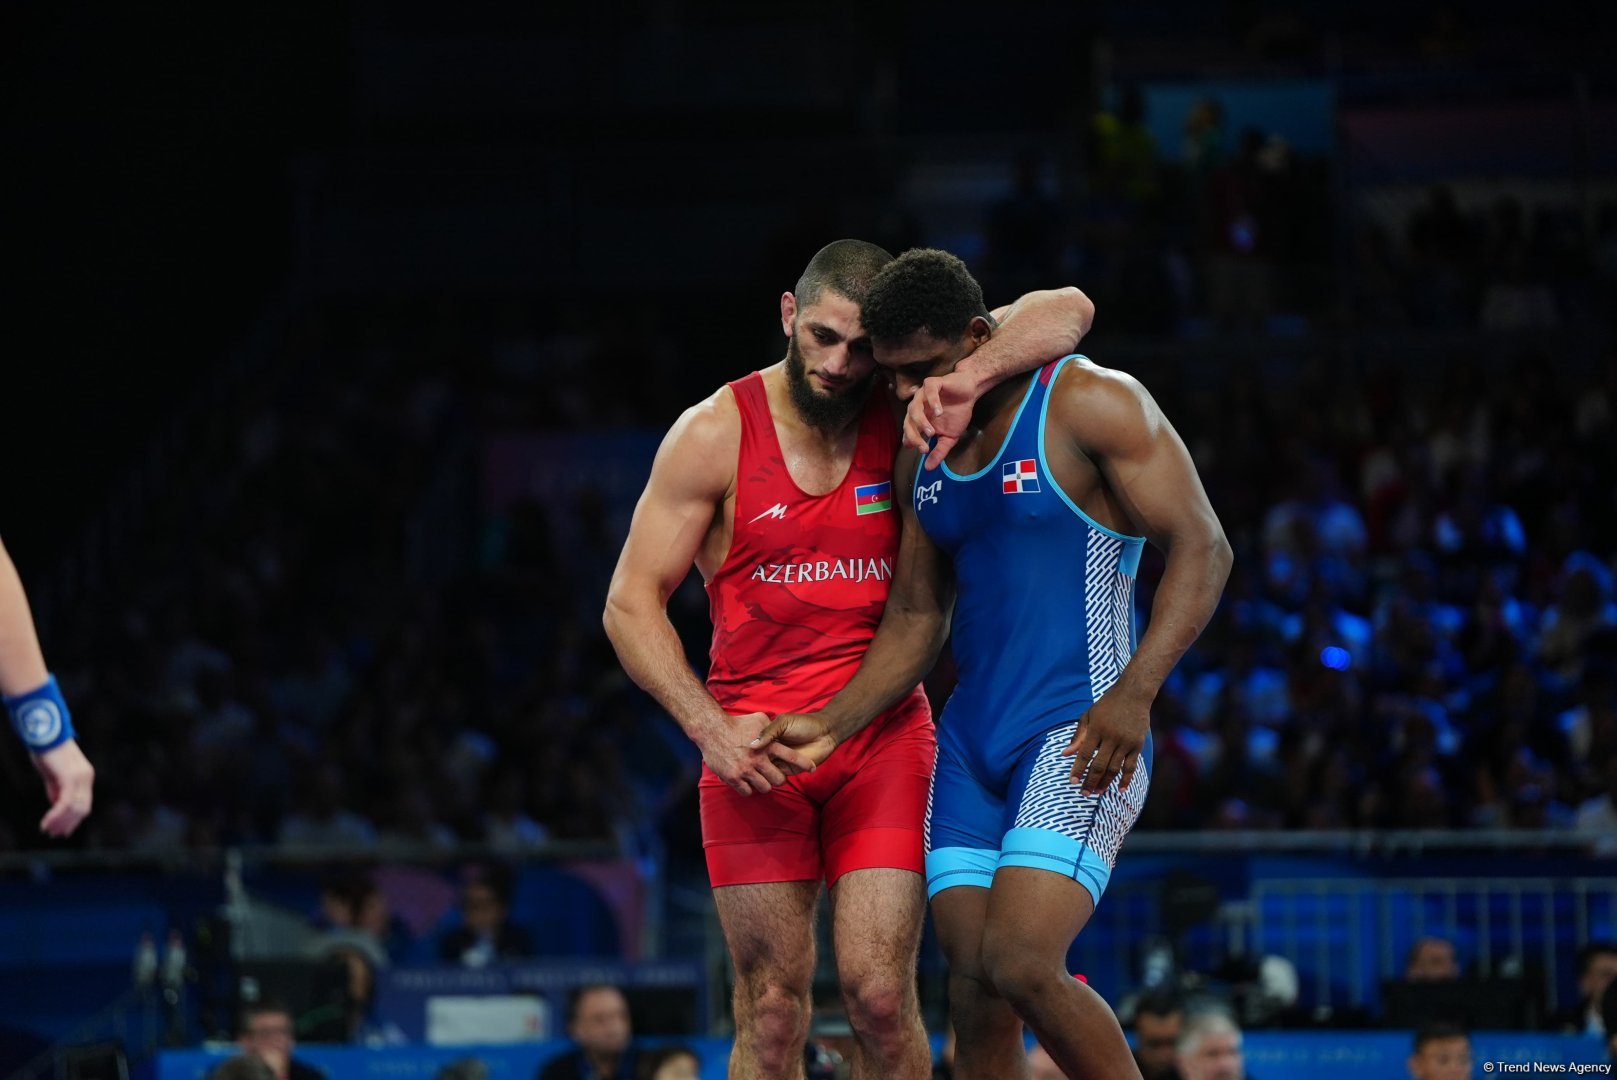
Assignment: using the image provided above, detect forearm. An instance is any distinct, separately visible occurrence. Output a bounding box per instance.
[959,287,1095,395]
[0,543,49,696]
[1115,535,1232,703]
[603,598,727,743]
[817,606,950,742]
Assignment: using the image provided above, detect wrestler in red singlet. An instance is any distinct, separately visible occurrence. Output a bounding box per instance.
[699,371,935,888]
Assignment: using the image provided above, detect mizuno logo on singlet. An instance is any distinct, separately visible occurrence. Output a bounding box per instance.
[748,502,790,523]
[749,557,893,585]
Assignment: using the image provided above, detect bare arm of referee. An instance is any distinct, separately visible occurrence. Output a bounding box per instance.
[0,537,94,837]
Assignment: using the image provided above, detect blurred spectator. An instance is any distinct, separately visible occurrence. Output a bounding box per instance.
[1203,127,1279,329]
[1132,990,1186,1080]
[118,771,189,852]
[1574,754,1617,853]
[483,769,553,852]
[314,870,411,966]
[538,985,637,1080]
[437,865,535,968]
[1027,1042,1064,1080]
[634,1046,699,1080]
[231,1002,325,1080]
[280,765,377,849]
[1405,1020,1473,1080]
[319,941,406,1047]
[1176,1010,1246,1080]
[1183,98,1226,178]
[1406,186,1474,327]
[1090,86,1159,209]
[1556,942,1617,1037]
[378,788,459,851]
[1404,937,1461,981]
[1539,554,1617,683]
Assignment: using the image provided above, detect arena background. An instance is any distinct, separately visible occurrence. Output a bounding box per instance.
[3,1,1616,1077]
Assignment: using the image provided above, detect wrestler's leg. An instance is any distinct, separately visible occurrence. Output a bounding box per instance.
[715,879,821,1080]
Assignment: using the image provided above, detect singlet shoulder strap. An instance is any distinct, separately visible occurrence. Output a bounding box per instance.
[726,371,768,429]
[1002,356,1077,459]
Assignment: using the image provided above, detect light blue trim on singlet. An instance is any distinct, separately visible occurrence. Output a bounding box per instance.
[925,846,998,898]
[1035,356,1148,568]
[998,829,1118,908]
[938,371,1043,482]
[1034,355,1151,543]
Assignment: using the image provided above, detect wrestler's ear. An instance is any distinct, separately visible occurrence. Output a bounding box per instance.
[781,292,798,339]
[965,315,993,352]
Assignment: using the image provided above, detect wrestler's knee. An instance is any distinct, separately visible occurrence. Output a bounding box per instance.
[949,970,1016,1036]
[981,933,1063,1015]
[840,965,912,1044]
[737,978,811,1073]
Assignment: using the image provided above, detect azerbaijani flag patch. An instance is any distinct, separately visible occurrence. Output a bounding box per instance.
[1002,459,1041,494]
[854,481,893,515]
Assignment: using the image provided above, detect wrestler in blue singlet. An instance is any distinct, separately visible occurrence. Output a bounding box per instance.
[915,353,1153,907]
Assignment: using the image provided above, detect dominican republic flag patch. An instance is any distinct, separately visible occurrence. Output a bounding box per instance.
[1003,459,1040,494]
[854,481,893,515]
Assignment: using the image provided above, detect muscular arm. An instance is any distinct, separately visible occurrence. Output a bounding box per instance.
[0,538,48,695]
[1,537,95,837]
[967,286,1097,393]
[1056,368,1233,791]
[753,451,956,757]
[602,394,811,794]
[906,286,1096,466]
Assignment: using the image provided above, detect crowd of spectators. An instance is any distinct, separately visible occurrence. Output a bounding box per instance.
[0,305,673,858]
[1136,343,1617,834]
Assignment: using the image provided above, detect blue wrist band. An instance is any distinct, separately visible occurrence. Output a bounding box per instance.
[6,675,75,752]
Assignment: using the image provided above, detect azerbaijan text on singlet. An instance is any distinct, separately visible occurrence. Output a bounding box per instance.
[704,372,926,718]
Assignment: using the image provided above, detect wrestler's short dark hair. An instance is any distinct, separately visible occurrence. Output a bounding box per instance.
[1577,940,1617,976]
[237,999,292,1034]
[1134,989,1185,1021]
[462,861,516,906]
[794,239,894,308]
[1412,1020,1469,1052]
[861,248,990,342]
[567,983,627,1024]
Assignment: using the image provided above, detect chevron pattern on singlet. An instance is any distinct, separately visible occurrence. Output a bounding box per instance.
[1009,528,1145,856]
[1008,720,1151,867]
[1010,721,1095,839]
[1083,529,1131,698]
[923,744,939,851]
[1089,755,1151,869]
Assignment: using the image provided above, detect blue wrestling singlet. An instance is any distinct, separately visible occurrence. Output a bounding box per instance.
[915,354,1152,906]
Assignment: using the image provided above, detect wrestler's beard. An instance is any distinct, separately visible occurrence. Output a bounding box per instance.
[784,331,873,433]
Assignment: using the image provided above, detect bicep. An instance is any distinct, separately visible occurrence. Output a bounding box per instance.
[1085,382,1222,550]
[608,413,730,607]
